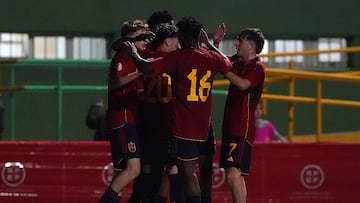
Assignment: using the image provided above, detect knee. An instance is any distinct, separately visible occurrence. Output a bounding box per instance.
[225,168,241,184]
[127,165,141,179]
[131,167,141,178]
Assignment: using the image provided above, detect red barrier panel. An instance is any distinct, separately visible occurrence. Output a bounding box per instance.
[0,141,359,203]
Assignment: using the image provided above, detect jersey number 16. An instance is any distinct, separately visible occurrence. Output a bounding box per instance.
[187,69,212,102]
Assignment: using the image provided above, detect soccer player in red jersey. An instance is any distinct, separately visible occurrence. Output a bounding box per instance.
[98,19,150,203]
[124,16,241,203]
[128,22,180,203]
[219,28,266,203]
[142,23,180,203]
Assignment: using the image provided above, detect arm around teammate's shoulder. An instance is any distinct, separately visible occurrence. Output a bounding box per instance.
[122,41,154,74]
[224,71,251,91]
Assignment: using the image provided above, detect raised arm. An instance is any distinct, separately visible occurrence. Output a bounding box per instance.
[213,23,226,48]
[198,28,251,90]
[123,41,155,74]
[198,28,250,90]
[199,28,228,60]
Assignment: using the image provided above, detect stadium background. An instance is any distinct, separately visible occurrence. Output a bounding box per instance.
[1,1,360,203]
[1,0,360,140]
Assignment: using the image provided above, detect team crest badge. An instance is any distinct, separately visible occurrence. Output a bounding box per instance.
[117,62,123,71]
[128,142,137,153]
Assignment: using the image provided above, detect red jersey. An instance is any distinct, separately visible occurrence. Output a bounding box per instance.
[139,50,173,144]
[222,57,265,144]
[107,51,143,129]
[151,48,231,141]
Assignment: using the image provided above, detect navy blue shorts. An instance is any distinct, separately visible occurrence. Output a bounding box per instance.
[108,124,141,170]
[172,128,216,161]
[204,124,216,156]
[141,142,169,165]
[219,134,253,176]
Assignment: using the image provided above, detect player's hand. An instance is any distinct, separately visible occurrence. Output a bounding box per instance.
[133,31,156,43]
[111,37,135,51]
[111,38,126,51]
[213,23,226,47]
[112,31,155,51]
[122,41,137,59]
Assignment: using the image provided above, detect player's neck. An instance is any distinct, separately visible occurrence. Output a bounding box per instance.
[242,53,257,62]
[157,45,167,53]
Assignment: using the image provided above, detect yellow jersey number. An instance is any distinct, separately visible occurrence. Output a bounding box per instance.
[144,73,172,103]
[186,69,212,102]
[226,143,238,162]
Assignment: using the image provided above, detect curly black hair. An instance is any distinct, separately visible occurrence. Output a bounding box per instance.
[237,28,265,54]
[150,23,178,50]
[147,10,174,32]
[176,16,203,49]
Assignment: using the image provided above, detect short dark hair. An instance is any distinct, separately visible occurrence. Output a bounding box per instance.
[237,28,265,54]
[120,19,148,38]
[147,10,174,32]
[176,16,203,48]
[150,23,178,50]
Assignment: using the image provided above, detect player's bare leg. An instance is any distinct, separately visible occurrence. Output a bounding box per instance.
[225,167,247,203]
[112,158,141,192]
[128,163,150,203]
[99,158,141,203]
[168,165,178,203]
[176,159,201,203]
[157,170,170,202]
[157,164,178,203]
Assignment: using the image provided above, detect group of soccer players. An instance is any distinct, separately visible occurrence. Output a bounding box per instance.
[99,10,266,203]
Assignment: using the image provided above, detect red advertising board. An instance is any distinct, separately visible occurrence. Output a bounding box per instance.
[0,141,359,203]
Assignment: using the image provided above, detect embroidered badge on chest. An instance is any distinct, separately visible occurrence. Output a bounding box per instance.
[128,142,137,153]
[117,62,123,71]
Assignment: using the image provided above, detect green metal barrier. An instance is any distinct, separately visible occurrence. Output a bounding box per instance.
[2,59,110,140]
[1,56,360,141]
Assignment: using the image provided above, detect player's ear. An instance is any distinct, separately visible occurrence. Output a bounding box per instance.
[248,40,256,52]
[164,38,170,47]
